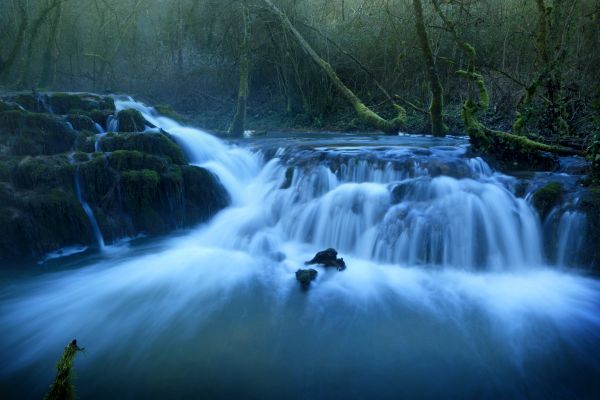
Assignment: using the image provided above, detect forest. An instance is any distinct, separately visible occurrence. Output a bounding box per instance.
[2,1,600,399]
[1,1,598,139]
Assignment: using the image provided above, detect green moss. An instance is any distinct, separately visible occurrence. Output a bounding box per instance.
[49,93,115,115]
[73,152,90,163]
[108,150,169,173]
[12,93,45,113]
[18,188,91,253]
[44,340,84,400]
[0,109,76,155]
[120,169,163,233]
[117,108,146,132]
[182,166,229,221]
[12,155,74,190]
[90,109,114,129]
[155,104,189,124]
[74,130,96,153]
[532,182,563,218]
[67,114,95,131]
[100,132,187,164]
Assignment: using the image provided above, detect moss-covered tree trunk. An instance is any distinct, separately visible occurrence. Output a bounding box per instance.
[44,340,84,400]
[261,0,405,134]
[0,0,28,81]
[513,0,575,138]
[229,0,250,137]
[432,0,580,166]
[412,0,446,137]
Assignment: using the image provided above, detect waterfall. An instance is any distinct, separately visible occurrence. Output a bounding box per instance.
[556,210,587,266]
[94,122,106,152]
[113,98,546,270]
[74,166,106,249]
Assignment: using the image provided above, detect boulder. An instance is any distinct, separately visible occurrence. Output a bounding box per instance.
[295,269,318,290]
[117,108,146,132]
[532,182,563,219]
[305,248,347,271]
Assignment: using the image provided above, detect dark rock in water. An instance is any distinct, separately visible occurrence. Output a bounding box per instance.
[296,268,317,290]
[305,248,347,271]
[280,167,294,189]
[532,182,563,219]
[117,109,146,132]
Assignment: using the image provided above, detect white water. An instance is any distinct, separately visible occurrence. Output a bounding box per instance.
[74,166,106,250]
[1,98,599,398]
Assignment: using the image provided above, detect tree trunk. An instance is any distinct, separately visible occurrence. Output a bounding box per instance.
[0,0,28,81]
[229,0,250,137]
[261,0,405,134]
[18,0,62,88]
[39,0,63,88]
[412,0,446,136]
[432,0,580,165]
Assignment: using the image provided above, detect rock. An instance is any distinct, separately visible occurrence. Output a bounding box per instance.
[280,167,294,189]
[48,92,115,115]
[67,114,95,132]
[0,109,76,155]
[532,182,563,219]
[99,131,187,164]
[305,248,347,271]
[117,108,146,132]
[0,93,230,264]
[295,268,317,290]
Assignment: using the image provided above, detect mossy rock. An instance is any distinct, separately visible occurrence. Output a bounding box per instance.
[74,130,97,153]
[73,152,90,163]
[100,132,187,164]
[182,165,230,222]
[532,182,563,219]
[48,93,115,115]
[17,188,92,254]
[90,109,114,129]
[67,114,95,132]
[0,109,76,155]
[79,155,119,201]
[108,150,169,173]
[117,108,146,132]
[12,93,47,113]
[12,155,74,190]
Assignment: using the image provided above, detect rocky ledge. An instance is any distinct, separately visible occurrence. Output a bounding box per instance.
[0,92,229,264]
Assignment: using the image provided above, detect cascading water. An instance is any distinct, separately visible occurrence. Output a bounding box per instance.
[1,98,599,399]
[74,165,106,250]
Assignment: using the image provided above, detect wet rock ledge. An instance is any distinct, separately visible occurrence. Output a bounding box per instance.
[0,92,229,264]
